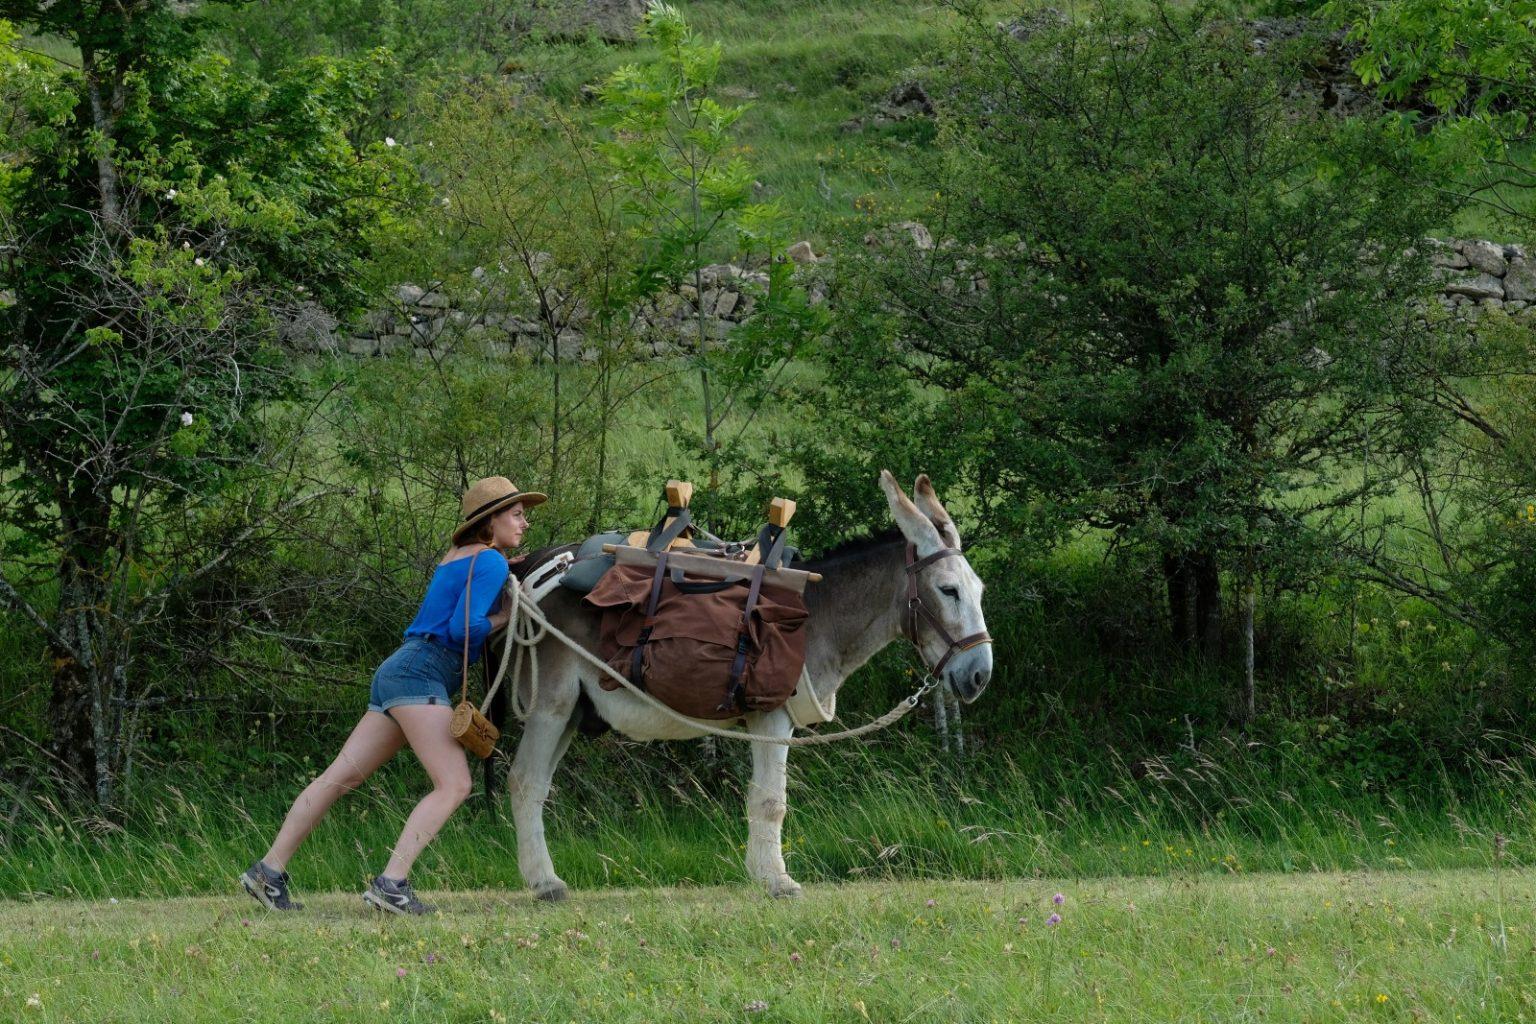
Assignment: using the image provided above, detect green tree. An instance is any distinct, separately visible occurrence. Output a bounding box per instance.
[0,2,412,805]
[596,1,827,515]
[813,1,1453,704]
[1322,0,1536,224]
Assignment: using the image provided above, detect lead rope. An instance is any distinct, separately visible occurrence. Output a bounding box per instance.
[482,574,937,747]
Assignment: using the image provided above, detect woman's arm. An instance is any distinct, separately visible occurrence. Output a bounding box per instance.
[484,554,528,630]
[447,553,511,651]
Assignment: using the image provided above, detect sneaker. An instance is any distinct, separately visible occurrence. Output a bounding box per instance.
[363,875,433,916]
[239,860,304,911]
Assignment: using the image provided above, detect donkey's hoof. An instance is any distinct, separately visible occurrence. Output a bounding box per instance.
[533,881,569,903]
[767,876,803,899]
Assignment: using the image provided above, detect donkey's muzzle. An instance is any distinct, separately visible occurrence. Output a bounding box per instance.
[945,646,993,704]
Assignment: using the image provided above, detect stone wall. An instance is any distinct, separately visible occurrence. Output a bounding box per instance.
[1427,237,1536,319]
[282,260,801,360]
[279,233,1531,358]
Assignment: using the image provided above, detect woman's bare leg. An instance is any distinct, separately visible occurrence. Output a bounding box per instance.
[381,704,472,879]
[263,711,405,871]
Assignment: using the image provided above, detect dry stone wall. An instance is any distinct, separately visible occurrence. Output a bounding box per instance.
[1427,238,1536,318]
[283,261,801,360]
[280,233,1532,359]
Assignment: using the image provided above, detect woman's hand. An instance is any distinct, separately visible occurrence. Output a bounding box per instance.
[487,604,512,631]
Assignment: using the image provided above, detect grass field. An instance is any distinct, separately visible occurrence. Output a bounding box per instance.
[2,870,1532,1022]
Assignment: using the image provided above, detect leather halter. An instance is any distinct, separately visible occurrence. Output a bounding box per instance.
[904,543,993,678]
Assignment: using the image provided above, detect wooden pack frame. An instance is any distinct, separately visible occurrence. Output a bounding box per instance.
[621,481,807,573]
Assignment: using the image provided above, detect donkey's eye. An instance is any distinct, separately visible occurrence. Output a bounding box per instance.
[940,586,960,600]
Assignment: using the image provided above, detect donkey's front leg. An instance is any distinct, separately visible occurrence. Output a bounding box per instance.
[745,709,801,898]
[507,689,578,902]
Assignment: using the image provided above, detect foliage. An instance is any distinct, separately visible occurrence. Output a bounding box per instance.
[1322,0,1536,224]
[805,0,1454,668]
[1366,307,1536,649]
[0,2,415,805]
[596,1,829,519]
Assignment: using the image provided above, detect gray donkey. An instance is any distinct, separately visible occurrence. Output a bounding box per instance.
[504,470,993,900]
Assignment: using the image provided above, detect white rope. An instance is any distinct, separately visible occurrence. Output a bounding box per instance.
[484,574,936,747]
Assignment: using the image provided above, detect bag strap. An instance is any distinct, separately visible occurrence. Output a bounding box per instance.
[460,550,482,705]
[718,562,767,714]
[628,550,671,688]
[754,522,788,569]
[644,508,692,552]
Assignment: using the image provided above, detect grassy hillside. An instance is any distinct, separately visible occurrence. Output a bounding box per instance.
[501,0,1532,244]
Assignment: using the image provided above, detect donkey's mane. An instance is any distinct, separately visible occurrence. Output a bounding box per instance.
[793,526,905,572]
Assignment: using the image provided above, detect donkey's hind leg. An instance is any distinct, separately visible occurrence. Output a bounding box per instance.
[745,708,802,898]
[506,656,580,902]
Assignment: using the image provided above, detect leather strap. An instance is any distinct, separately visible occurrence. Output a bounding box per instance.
[903,543,993,677]
[629,551,671,687]
[644,508,693,552]
[754,523,788,569]
[460,550,482,704]
[719,562,767,714]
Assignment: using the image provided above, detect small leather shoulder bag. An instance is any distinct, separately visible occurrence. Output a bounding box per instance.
[449,550,501,759]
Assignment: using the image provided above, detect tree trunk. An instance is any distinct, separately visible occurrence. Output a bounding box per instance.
[933,685,949,751]
[48,485,124,806]
[1164,553,1195,650]
[589,360,612,534]
[947,690,965,759]
[1241,573,1256,722]
[46,626,96,790]
[1192,551,1222,661]
[79,47,123,232]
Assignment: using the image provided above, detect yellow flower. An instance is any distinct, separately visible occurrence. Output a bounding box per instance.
[1376,993,1389,1004]
[378,999,390,1010]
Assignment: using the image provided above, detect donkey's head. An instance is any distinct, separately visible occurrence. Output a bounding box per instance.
[879,470,993,703]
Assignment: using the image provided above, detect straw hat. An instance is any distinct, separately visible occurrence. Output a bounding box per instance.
[452,476,547,545]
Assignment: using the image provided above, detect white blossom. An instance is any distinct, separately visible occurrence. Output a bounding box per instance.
[180,412,194,427]
[165,188,177,199]
[384,136,397,147]
[193,257,204,267]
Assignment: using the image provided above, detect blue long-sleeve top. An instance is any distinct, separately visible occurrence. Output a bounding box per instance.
[404,550,510,664]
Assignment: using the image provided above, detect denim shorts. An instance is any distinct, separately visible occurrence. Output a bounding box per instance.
[368,636,460,717]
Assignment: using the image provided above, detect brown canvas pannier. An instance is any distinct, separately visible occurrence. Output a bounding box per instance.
[582,556,809,720]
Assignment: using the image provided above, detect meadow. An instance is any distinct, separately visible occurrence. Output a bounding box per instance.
[2,870,1531,1022]
[7,1,1536,1020]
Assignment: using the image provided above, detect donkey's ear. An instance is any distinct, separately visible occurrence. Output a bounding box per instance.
[879,469,943,556]
[913,473,961,549]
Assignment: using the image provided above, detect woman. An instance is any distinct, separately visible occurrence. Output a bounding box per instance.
[240,475,546,915]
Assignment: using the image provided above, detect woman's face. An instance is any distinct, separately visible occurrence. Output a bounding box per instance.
[487,502,528,551]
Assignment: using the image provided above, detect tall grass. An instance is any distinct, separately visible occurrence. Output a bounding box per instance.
[4,725,1532,902]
